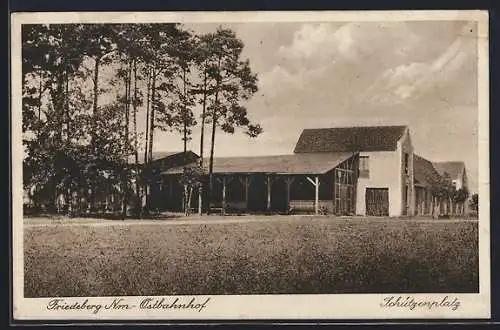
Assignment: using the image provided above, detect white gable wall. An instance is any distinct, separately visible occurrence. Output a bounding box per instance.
[355,127,414,217]
[355,150,402,216]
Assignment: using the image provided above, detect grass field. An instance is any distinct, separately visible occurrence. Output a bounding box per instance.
[23,216,479,297]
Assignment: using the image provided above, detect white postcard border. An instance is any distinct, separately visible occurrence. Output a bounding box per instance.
[11,10,490,321]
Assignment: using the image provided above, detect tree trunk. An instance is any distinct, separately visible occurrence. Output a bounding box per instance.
[182,68,189,216]
[142,68,152,212]
[89,56,101,215]
[121,61,132,220]
[208,56,222,205]
[144,68,151,165]
[47,79,66,212]
[148,67,156,163]
[198,65,208,215]
[63,68,70,213]
[199,65,208,167]
[432,196,438,219]
[183,184,188,215]
[208,108,217,203]
[67,187,72,216]
[64,69,70,142]
[38,72,43,122]
[58,34,67,144]
[92,57,101,116]
[437,197,441,216]
[133,59,140,209]
[183,68,188,163]
[87,187,92,214]
[430,196,434,218]
[187,186,193,214]
[146,67,157,212]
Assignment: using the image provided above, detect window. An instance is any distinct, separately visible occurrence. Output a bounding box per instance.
[359,156,369,178]
[404,153,409,175]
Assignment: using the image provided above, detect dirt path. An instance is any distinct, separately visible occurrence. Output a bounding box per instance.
[23,215,478,228]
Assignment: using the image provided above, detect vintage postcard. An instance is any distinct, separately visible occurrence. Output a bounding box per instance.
[11,10,490,321]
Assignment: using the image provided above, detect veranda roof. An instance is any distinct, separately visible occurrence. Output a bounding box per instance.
[162,152,356,175]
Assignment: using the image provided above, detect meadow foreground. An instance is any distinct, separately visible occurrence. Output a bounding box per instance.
[23,216,479,297]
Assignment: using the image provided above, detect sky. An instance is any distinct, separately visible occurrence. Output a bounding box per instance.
[159,20,478,193]
[93,20,480,193]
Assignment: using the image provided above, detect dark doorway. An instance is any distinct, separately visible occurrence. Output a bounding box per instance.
[365,188,389,216]
[248,175,267,212]
[153,176,183,212]
[271,178,288,212]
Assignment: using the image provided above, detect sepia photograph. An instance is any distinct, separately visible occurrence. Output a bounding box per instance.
[11,10,490,320]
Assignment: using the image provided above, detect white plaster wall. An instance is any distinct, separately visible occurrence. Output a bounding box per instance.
[355,151,402,216]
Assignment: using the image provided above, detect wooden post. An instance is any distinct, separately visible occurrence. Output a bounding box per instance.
[431,195,435,216]
[306,176,320,215]
[221,176,227,215]
[424,191,427,215]
[244,176,250,209]
[266,175,272,211]
[238,176,251,210]
[285,176,295,212]
[168,178,173,211]
[419,190,423,215]
[315,176,319,215]
[198,186,202,215]
[105,194,109,212]
[183,184,188,215]
[437,197,442,218]
[434,197,438,218]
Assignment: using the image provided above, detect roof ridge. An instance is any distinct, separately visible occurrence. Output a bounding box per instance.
[302,124,408,130]
[433,160,465,164]
[151,150,183,154]
[206,152,354,160]
[207,154,295,159]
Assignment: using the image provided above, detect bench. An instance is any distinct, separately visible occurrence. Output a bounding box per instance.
[208,201,248,215]
[208,204,224,215]
[289,200,334,214]
[289,200,315,212]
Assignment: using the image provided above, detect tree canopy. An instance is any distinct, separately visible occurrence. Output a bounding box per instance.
[22,23,262,217]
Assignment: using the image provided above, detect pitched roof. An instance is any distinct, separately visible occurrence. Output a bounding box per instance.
[294,125,407,153]
[149,151,180,163]
[162,152,356,175]
[433,161,466,180]
[413,154,442,187]
[130,151,185,165]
